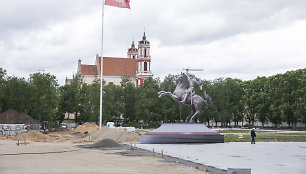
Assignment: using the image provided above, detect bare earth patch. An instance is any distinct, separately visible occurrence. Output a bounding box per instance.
[0,125,212,174]
[0,140,206,174]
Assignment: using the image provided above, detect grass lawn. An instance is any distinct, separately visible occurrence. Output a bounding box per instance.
[218,130,250,133]
[136,128,306,142]
[224,134,306,142]
[223,132,306,142]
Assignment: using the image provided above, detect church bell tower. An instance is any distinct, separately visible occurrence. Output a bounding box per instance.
[127,41,138,59]
[135,32,153,86]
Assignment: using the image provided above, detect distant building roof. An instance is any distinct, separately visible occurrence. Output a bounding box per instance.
[98,57,137,76]
[80,64,98,75]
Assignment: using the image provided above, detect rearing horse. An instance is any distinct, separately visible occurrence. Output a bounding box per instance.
[158,73,212,123]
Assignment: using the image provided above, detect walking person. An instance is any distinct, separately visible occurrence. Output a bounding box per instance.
[251,128,256,144]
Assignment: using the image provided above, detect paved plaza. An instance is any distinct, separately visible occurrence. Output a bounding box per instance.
[137,142,306,174]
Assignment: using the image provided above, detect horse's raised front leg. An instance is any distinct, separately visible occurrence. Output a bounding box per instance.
[158,91,166,95]
[158,91,169,98]
[159,92,181,102]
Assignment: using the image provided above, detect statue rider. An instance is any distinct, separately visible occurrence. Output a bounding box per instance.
[158,71,211,123]
[180,73,201,104]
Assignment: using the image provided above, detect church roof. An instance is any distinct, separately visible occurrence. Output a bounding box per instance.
[80,64,98,75]
[97,57,137,76]
[80,57,137,76]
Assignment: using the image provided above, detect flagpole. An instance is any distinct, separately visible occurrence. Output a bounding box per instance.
[99,0,105,129]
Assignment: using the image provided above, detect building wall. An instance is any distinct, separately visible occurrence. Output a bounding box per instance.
[80,75,137,86]
[81,75,97,85]
[64,113,75,120]
[103,76,136,86]
[103,76,123,85]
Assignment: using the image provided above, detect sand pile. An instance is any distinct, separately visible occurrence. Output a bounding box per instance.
[0,109,39,124]
[14,130,50,142]
[90,138,122,148]
[89,127,140,143]
[73,123,99,134]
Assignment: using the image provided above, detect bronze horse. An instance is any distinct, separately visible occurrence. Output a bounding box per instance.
[158,73,212,123]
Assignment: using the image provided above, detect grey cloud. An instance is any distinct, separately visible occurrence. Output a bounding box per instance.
[1,0,306,85]
[0,0,99,40]
[124,0,306,46]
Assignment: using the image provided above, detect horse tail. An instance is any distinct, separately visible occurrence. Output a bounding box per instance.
[203,91,212,104]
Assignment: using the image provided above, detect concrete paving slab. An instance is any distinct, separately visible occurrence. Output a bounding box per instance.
[137,142,306,174]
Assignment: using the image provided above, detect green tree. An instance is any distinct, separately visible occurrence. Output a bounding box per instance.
[280,70,304,128]
[225,78,244,126]
[2,76,31,112]
[88,80,100,123]
[135,78,161,128]
[121,76,137,123]
[264,69,306,128]
[102,82,123,123]
[78,83,92,123]
[199,79,214,126]
[266,74,284,127]
[57,74,82,123]
[78,80,100,123]
[206,78,244,127]
[0,68,7,112]
[209,78,231,126]
[250,77,271,127]
[29,72,58,122]
[57,85,69,122]
[242,80,256,126]
[296,69,306,125]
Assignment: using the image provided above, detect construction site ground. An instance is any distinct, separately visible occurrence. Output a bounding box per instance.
[0,140,209,174]
[0,124,208,174]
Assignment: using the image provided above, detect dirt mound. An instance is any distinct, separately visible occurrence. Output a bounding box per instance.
[89,127,140,143]
[91,138,122,148]
[73,123,99,134]
[0,109,39,124]
[13,130,50,142]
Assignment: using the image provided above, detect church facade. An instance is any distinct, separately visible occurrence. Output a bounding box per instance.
[77,33,153,86]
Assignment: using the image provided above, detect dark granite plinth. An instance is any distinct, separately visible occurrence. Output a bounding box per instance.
[140,123,224,144]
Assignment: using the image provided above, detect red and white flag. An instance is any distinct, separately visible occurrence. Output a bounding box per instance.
[105,0,130,9]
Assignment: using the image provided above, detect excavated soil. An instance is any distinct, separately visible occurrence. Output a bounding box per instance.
[91,138,121,148]
[13,130,51,142]
[73,123,99,134]
[0,109,39,124]
[86,138,126,150]
[3,123,140,144]
[89,126,140,143]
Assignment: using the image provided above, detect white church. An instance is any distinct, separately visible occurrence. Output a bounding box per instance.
[76,33,153,86]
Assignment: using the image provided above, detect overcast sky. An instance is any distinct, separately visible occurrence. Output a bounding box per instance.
[1,0,306,85]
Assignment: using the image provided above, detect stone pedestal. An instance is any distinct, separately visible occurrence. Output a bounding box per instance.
[141,123,224,144]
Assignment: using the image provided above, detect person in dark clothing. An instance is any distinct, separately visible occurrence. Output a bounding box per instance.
[251,128,256,144]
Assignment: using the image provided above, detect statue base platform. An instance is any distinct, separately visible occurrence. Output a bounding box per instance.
[140,123,224,144]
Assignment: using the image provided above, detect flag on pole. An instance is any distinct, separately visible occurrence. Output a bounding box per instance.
[105,0,130,9]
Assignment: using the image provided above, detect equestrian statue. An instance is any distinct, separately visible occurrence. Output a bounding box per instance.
[158,72,212,123]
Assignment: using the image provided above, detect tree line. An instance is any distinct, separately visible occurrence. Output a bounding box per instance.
[0,67,305,128]
[0,68,58,122]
